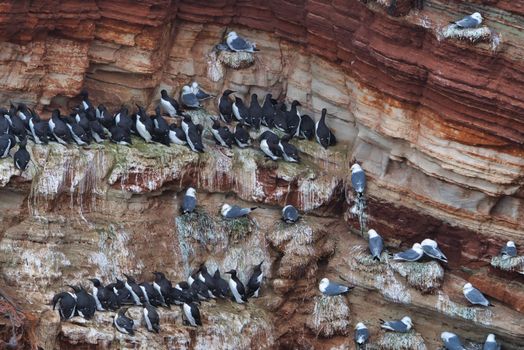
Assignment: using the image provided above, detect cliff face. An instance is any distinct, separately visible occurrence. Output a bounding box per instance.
[0,1,523,349]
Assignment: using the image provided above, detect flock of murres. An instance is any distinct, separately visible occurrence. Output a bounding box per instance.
[8,28,514,349]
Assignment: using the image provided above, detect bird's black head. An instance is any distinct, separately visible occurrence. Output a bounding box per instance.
[291,100,301,107]
[251,94,258,100]
[213,269,221,278]
[235,97,243,103]
[97,104,106,112]
[123,273,135,283]
[161,89,169,99]
[225,269,237,276]
[199,263,208,273]
[67,284,81,293]
[52,109,60,118]
[19,137,27,148]
[89,278,101,287]
[256,261,264,269]
[223,89,236,96]
[183,114,192,123]
[80,89,89,99]
[321,108,327,117]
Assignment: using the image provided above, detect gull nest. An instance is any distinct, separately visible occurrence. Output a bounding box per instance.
[307,295,351,338]
[378,331,427,350]
[442,25,492,43]
[218,50,255,69]
[490,255,524,274]
[390,260,444,294]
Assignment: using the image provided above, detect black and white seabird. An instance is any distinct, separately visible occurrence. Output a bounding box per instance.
[368,229,384,261]
[380,316,413,333]
[151,105,170,143]
[198,264,218,298]
[500,241,517,258]
[13,138,30,171]
[351,163,366,197]
[483,334,500,350]
[115,107,133,133]
[218,89,235,123]
[123,274,145,306]
[260,137,281,161]
[152,272,172,306]
[226,269,248,303]
[261,94,275,128]
[452,12,483,29]
[186,124,204,153]
[143,304,160,333]
[183,302,202,327]
[232,97,250,123]
[210,117,234,148]
[181,187,197,214]
[5,109,26,142]
[139,282,165,307]
[114,308,134,335]
[52,291,77,320]
[88,278,107,311]
[285,100,301,137]
[191,82,213,101]
[135,105,154,143]
[246,261,264,298]
[221,204,257,219]
[168,123,186,146]
[0,134,15,158]
[299,114,315,140]
[248,94,262,129]
[279,135,300,163]
[49,110,72,145]
[190,276,213,300]
[273,103,288,132]
[318,278,353,296]
[441,331,465,350]
[28,112,49,145]
[393,243,424,262]
[226,31,258,52]
[282,205,299,223]
[213,269,230,299]
[65,117,90,146]
[234,122,252,148]
[89,119,107,143]
[108,278,133,305]
[0,111,9,135]
[110,126,132,145]
[160,89,180,117]
[79,90,94,111]
[463,283,492,307]
[354,322,369,349]
[315,108,336,149]
[421,239,448,263]
[181,85,200,109]
[68,285,96,319]
[88,278,119,311]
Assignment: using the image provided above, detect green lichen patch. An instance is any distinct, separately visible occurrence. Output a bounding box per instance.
[490,255,524,274]
[390,260,444,294]
[378,331,427,350]
[221,216,253,243]
[307,295,351,338]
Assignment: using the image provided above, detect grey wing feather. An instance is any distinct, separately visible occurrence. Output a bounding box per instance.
[117,316,133,329]
[382,320,408,332]
[369,236,383,258]
[394,249,422,261]
[324,282,349,295]
[231,36,252,51]
[283,207,299,221]
[444,335,465,350]
[226,206,249,218]
[422,245,446,261]
[466,288,489,305]
[182,93,200,107]
[483,342,500,350]
[182,196,196,213]
[196,90,211,100]
[455,16,479,28]
[501,246,517,257]
[351,170,366,193]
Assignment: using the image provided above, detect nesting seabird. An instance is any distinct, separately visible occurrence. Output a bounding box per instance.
[0,134,14,158]
[483,334,500,350]
[463,283,492,307]
[14,138,30,171]
[181,187,197,214]
[213,269,231,299]
[191,81,213,101]
[52,291,77,320]
[285,100,301,137]
[354,322,369,348]
[48,109,72,144]
[279,135,300,163]
[183,302,202,327]
[226,31,258,53]
[441,331,465,350]
[500,241,517,258]
[143,304,160,333]
[160,89,180,117]
[421,238,448,263]
[393,243,424,262]
[181,85,200,108]
[351,163,366,197]
[246,261,264,298]
[282,205,300,223]
[380,316,413,333]
[110,126,132,145]
[232,96,250,122]
[226,269,248,303]
[452,12,483,29]
[261,94,275,128]
[114,107,133,133]
[299,114,315,140]
[152,271,172,306]
[65,117,90,146]
[210,117,234,148]
[248,94,262,129]
[218,89,235,123]
[135,105,154,143]
[68,285,96,319]
[123,274,145,306]
[273,103,288,132]
[89,119,107,143]
[318,277,353,296]
[221,204,257,219]
[114,308,134,335]
[368,229,384,261]
[315,108,336,149]
[234,122,252,148]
